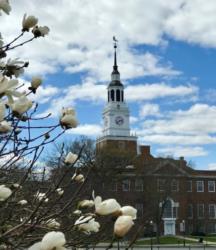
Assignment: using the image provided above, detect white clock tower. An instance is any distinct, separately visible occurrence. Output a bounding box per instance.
[97,38,137,152]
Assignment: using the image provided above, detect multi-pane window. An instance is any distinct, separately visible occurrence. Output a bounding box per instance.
[171,179,179,192]
[158,179,165,191]
[186,180,192,192]
[110,181,117,191]
[187,204,193,219]
[173,207,178,218]
[188,224,193,234]
[135,203,143,218]
[209,204,216,219]
[197,204,205,218]
[122,179,130,191]
[208,181,215,192]
[197,181,204,192]
[135,178,143,191]
[163,200,172,218]
[208,223,216,233]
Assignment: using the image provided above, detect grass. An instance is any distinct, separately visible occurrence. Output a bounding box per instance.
[136,236,197,245]
[190,235,216,242]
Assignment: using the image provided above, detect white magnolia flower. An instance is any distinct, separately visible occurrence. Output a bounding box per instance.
[60,107,78,129]
[0,0,11,15]
[0,185,12,201]
[0,101,5,121]
[13,183,21,188]
[79,199,94,208]
[114,215,134,238]
[6,58,25,77]
[0,76,22,100]
[0,120,12,133]
[73,209,82,215]
[65,152,78,164]
[75,216,100,234]
[28,231,66,250]
[35,191,46,201]
[22,14,38,31]
[94,196,121,215]
[45,219,60,229]
[32,26,50,37]
[72,173,84,183]
[11,95,33,115]
[0,33,3,47]
[120,206,137,220]
[31,76,42,90]
[56,188,64,196]
[18,199,28,205]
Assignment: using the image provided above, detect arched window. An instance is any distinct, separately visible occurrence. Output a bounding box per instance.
[111,89,114,101]
[116,89,120,102]
[163,200,172,218]
[121,90,124,102]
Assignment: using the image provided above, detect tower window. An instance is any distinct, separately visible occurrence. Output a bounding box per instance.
[116,89,120,102]
[108,91,110,102]
[111,89,115,101]
[121,90,124,102]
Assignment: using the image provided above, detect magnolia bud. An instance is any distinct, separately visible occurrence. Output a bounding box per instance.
[22,14,38,31]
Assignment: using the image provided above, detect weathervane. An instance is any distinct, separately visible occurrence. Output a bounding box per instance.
[113,36,118,49]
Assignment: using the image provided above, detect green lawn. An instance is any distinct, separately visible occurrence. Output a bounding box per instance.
[136,236,196,245]
[190,235,216,242]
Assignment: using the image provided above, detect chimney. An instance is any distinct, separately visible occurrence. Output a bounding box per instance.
[139,145,151,157]
[179,156,186,167]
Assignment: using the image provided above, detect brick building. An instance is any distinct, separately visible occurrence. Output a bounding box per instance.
[95,41,216,236]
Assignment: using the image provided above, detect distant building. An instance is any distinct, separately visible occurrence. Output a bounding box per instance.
[95,41,216,236]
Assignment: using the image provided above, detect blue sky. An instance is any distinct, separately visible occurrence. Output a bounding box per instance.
[2,0,216,169]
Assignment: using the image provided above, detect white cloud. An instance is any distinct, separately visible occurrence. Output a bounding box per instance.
[144,104,216,135]
[130,116,139,124]
[157,146,208,157]
[40,80,198,117]
[0,0,184,78]
[140,134,216,145]
[136,103,216,146]
[165,0,216,47]
[1,0,216,81]
[208,163,216,170]
[139,103,160,118]
[31,85,60,104]
[125,83,198,101]
[67,124,102,137]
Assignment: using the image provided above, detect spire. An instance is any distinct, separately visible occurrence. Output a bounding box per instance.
[109,36,122,87]
[113,36,118,72]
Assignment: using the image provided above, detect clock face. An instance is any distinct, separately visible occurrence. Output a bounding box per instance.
[115,116,124,125]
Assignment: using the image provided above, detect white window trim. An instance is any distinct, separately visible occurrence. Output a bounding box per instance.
[188,204,193,219]
[197,204,205,218]
[111,181,117,191]
[135,179,143,191]
[158,179,165,192]
[197,181,204,192]
[209,204,216,219]
[171,179,179,192]
[208,181,215,192]
[122,179,130,192]
[135,203,143,218]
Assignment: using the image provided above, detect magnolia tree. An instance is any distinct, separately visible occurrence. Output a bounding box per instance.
[0,1,137,249]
